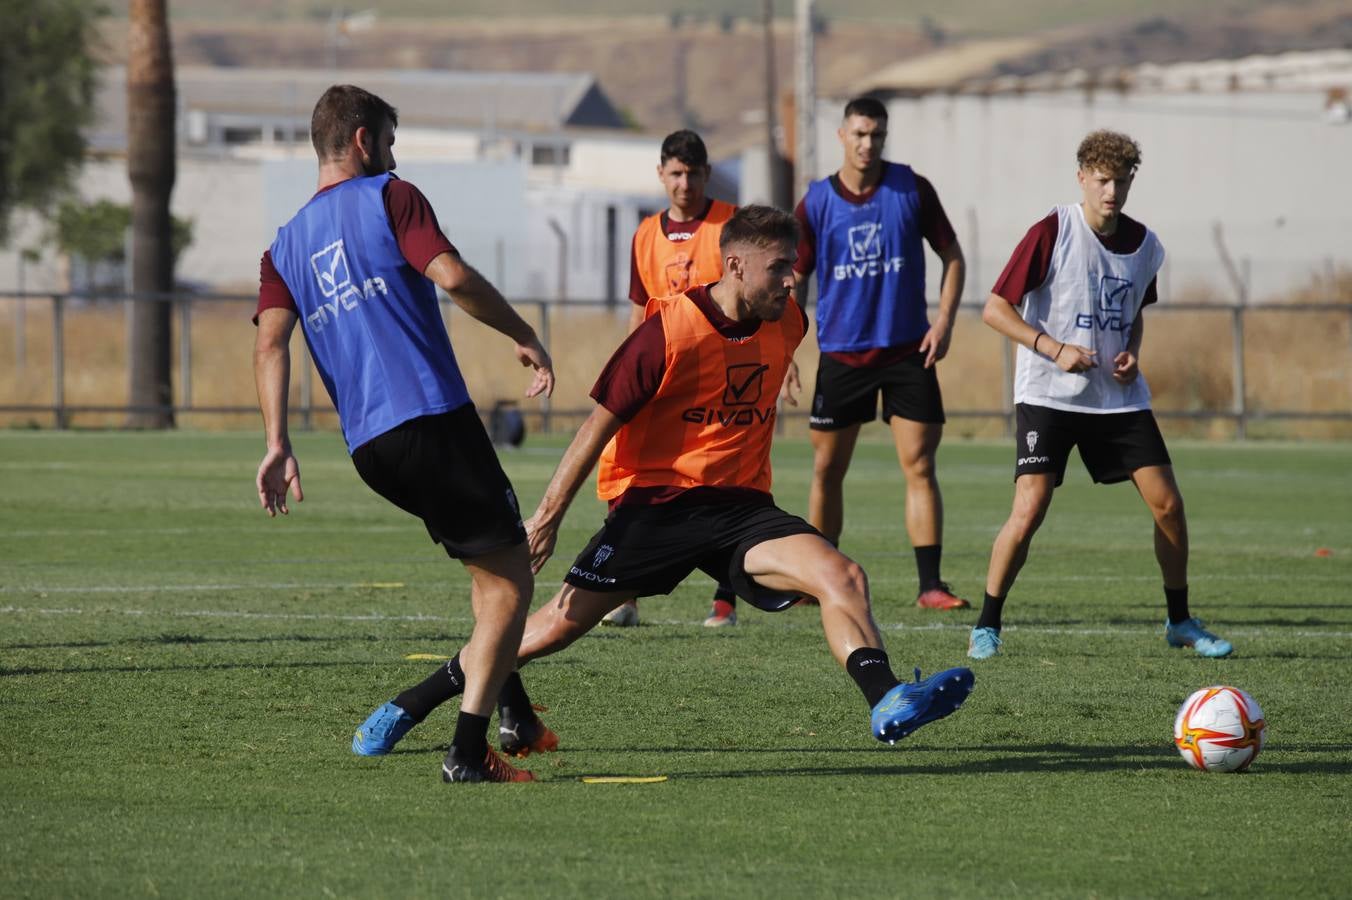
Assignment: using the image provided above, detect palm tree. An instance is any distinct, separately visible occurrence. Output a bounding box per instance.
[126,0,176,428]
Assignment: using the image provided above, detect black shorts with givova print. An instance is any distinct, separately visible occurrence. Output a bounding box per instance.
[1013,403,1171,487]
[564,491,820,611]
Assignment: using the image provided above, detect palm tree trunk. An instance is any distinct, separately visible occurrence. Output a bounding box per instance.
[126,0,176,428]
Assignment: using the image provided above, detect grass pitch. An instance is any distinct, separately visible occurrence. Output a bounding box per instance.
[1,430,1350,898]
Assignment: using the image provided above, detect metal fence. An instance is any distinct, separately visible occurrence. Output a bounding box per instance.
[2,290,1350,439]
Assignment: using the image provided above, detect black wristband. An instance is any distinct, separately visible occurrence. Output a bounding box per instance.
[1033,332,1046,355]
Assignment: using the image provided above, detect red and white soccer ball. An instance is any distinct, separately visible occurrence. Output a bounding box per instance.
[1173,686,1266,773]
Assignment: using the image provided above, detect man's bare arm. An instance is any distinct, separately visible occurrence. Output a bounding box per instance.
[981,292,1097,373]
[525,405,625,573]
[423,251,555,398]
[921,241,966,367]
[253,308,304,515]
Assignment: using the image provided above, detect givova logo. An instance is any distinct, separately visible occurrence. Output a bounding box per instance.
[303,238,390,333]
[1076,273,1133,332]
[834,221,904,281]
[311,240,351,297]
[847,223,882,261]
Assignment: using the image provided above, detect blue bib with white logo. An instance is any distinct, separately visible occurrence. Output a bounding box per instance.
[270,174,470,453]
[804,162,928,352]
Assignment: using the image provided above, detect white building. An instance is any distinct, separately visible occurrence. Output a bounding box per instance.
[807,50,1352,301]
[6,66,686,302]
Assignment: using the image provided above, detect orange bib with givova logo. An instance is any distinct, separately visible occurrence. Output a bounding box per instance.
[632,200,737,299]
[596,292,805,501]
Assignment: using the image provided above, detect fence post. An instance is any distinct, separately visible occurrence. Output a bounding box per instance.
[52,295,67,429]
[178,295,192,414]
[1231,305,1247,440]
[537,300,552,434]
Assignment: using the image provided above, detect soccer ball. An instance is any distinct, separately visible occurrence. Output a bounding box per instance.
[1173,686,1266,773]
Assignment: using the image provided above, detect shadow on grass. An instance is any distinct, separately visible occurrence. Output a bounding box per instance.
[566,742,1352,778]
[1,659,368,677]
[0,630,491,650]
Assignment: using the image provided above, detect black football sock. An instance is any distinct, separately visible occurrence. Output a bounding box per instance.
[976,593,1006,631]
[495,670,536,726]
[915,545,943,592]
[1165,586,1191,625]
[448,710,489,763]
[846,647,901,708]
[393,653,465,723]
[713,584,737,607]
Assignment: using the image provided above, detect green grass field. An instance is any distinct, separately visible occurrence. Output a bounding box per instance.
[2,430,1350,898]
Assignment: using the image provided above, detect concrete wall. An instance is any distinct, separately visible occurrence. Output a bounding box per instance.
[810,90,1352,301]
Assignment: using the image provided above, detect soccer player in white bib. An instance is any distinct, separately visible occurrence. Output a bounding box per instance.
[969,130,1233,661]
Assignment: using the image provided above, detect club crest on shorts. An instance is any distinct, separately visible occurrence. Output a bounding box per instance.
[592,544,614,568]
[1026,430,1039,453]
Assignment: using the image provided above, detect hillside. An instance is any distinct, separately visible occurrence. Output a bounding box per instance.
[96,2,1352,157]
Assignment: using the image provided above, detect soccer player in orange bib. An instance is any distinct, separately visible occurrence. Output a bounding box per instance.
[605,129,740,629]
[516,205,973,750]
[354,206,974,763]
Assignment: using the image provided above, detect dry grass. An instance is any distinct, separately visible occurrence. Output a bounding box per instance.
[1,295,1348,440]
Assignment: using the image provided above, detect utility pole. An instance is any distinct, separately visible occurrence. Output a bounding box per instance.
[762,0,790,209]
[794,0,816,204]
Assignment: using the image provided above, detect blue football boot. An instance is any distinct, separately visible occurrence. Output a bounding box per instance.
[1165,618,1233,658]
[352,701,417,756]
[871,667,975,744]
[968,626,1002,660]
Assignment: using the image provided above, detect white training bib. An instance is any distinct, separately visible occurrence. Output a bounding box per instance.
[1014,204,1165,413]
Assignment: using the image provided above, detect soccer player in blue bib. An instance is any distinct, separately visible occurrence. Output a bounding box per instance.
[969,129,1233,661]
[254,85,555,783]
[789,97,969,612]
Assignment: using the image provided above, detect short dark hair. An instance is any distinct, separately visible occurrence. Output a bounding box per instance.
[310,85,399,161]
[842,96,888,122]
[719,204,799,253]
[660,129,709,168]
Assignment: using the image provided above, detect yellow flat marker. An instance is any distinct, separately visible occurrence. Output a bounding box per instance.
[359,582,405,589]
[581,776,668,784]
[404,653,451,661]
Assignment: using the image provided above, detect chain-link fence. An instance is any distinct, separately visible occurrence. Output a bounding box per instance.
[2,291,1350,440]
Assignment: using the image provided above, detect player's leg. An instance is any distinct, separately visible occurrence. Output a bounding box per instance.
[440,542,537,781]
[808,424,861,545]
[739,530,973,743]
[970,403,1071,659]
[519,584,637,663]
[704,581,738,628]
[973,472,1056,656]
[890,416,966,609]
[806,353,876,546]
[882,355,964,609]
[1132,463,1232,657]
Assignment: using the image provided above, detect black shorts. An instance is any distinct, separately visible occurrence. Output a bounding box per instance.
[1014,403,1172,487]
[808,352,945,430]
[563,494,821,612]
[351,404,526,559]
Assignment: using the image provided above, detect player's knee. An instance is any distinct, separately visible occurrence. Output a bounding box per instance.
[1153,491,1185,525]
[900,452,936,483]
[812,452,851,485]
[821,556,869,604]
[1009,496,1048,539]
